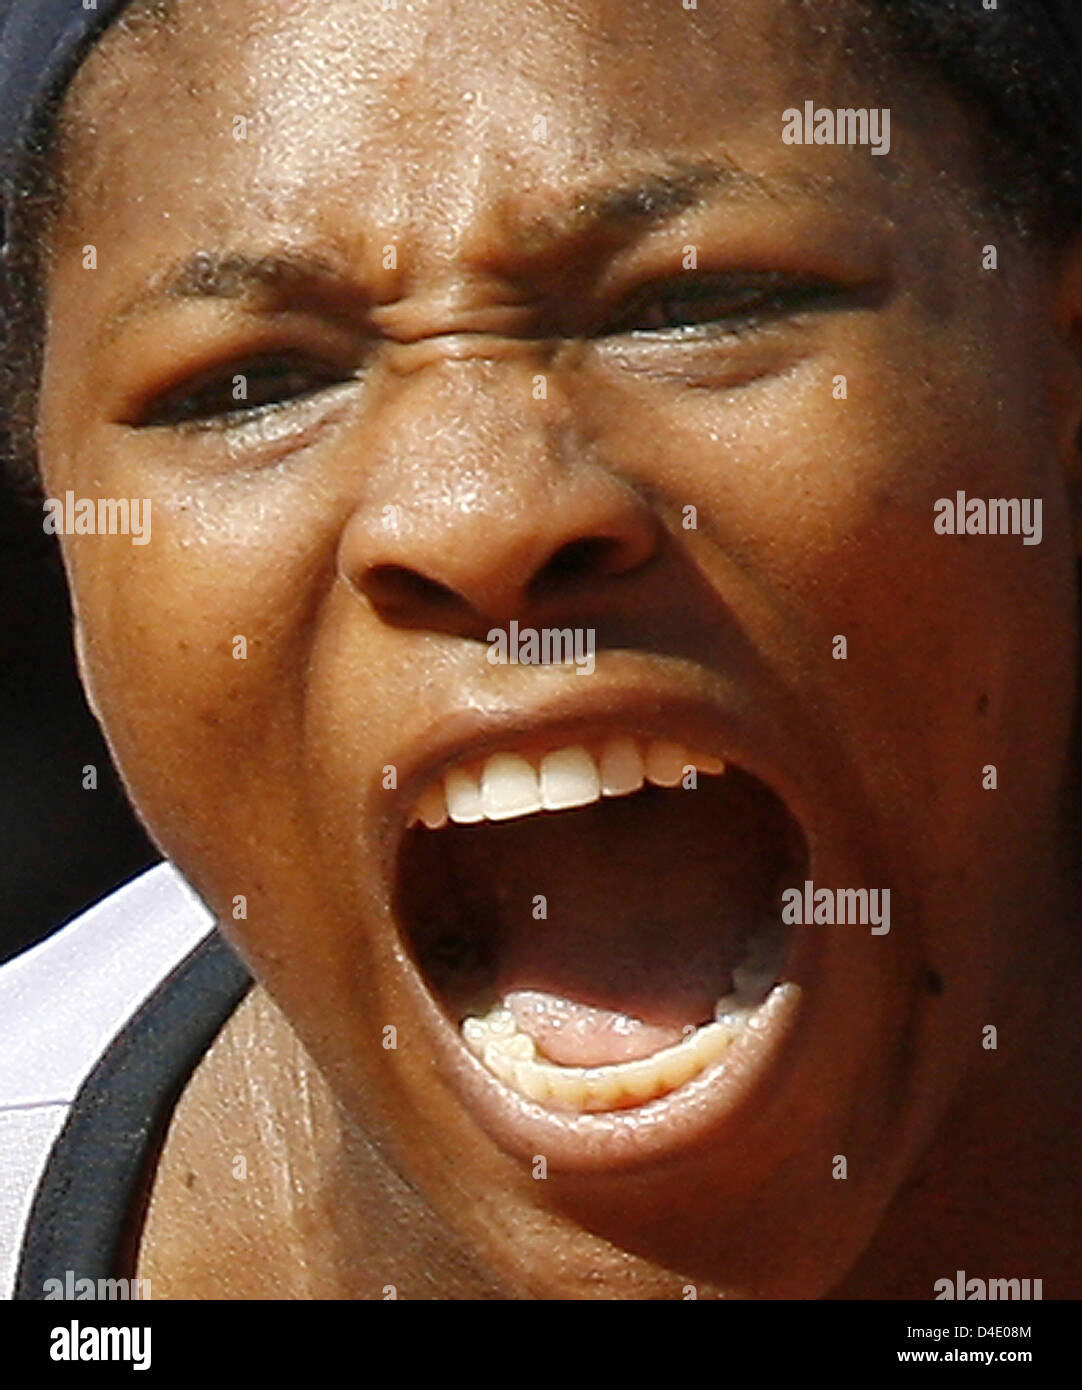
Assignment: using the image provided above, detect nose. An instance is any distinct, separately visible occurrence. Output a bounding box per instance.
[337,357,659,638]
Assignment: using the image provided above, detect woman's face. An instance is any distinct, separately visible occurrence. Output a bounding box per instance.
[36,0,1082,1296]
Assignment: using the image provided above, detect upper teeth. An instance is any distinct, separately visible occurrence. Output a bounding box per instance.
[406,737,726,829]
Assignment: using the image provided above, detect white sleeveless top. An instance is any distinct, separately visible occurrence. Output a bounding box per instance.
[0,863,224,1298]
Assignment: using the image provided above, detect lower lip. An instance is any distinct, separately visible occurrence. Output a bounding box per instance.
[403,948,811,1173]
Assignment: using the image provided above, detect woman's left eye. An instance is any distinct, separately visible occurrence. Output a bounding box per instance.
[606,273,845,335]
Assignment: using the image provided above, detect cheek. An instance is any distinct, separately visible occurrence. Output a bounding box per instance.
[587,319,1076,854]
[68,482,335,871]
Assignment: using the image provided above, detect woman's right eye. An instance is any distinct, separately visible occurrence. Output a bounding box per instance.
[141,356,354,429]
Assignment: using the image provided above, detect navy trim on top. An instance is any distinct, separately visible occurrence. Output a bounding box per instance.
[13,930,251,1299]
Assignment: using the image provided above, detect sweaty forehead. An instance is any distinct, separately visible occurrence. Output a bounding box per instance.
[50,0,887,254]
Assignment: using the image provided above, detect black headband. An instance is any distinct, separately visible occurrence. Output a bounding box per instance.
[0,0,132,252]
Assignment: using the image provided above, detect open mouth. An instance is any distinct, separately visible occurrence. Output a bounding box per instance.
[393,731,809,1119]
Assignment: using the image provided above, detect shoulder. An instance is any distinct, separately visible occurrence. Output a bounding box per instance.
[0,863,216,1299]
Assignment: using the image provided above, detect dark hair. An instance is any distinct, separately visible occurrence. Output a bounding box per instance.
[2,0,1082,503]
[873,0,1082,233]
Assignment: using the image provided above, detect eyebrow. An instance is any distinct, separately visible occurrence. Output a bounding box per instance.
[98,156,832,345]
[522,155,808,248]
[98,247,366,348]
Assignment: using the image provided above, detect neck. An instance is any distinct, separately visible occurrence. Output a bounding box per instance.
[832,863,1082,1298]
[136,985,506,1298]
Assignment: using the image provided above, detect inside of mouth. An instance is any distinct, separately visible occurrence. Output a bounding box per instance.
[394,762,808,1108]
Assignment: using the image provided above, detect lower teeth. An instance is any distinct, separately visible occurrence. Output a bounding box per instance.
[459,918,789,1113]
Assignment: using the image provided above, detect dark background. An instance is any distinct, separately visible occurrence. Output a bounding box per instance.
[0,469,158,964]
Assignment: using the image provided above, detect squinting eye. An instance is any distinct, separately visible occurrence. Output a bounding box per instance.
[607,273,846,335]
[141,356,353,429]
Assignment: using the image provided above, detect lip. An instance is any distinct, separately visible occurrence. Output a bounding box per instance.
[384,677,822,1172]
[411,969,809,1172]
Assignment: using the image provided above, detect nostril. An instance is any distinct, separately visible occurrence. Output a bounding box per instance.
[529,537,633,598]
[361,564,462,614]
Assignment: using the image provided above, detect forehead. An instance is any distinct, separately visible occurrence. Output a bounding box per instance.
[51,0,907,247]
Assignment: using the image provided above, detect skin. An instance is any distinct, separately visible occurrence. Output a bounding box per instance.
[33,0,1082,1297]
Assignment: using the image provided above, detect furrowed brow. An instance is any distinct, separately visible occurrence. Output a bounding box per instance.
[98,160,833,345]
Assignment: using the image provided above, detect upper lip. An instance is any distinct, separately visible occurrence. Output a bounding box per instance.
[380,673,815,867]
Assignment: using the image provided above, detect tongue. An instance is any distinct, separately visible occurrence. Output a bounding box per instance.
[505,989,689,1065]
[474,778,786,1066]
